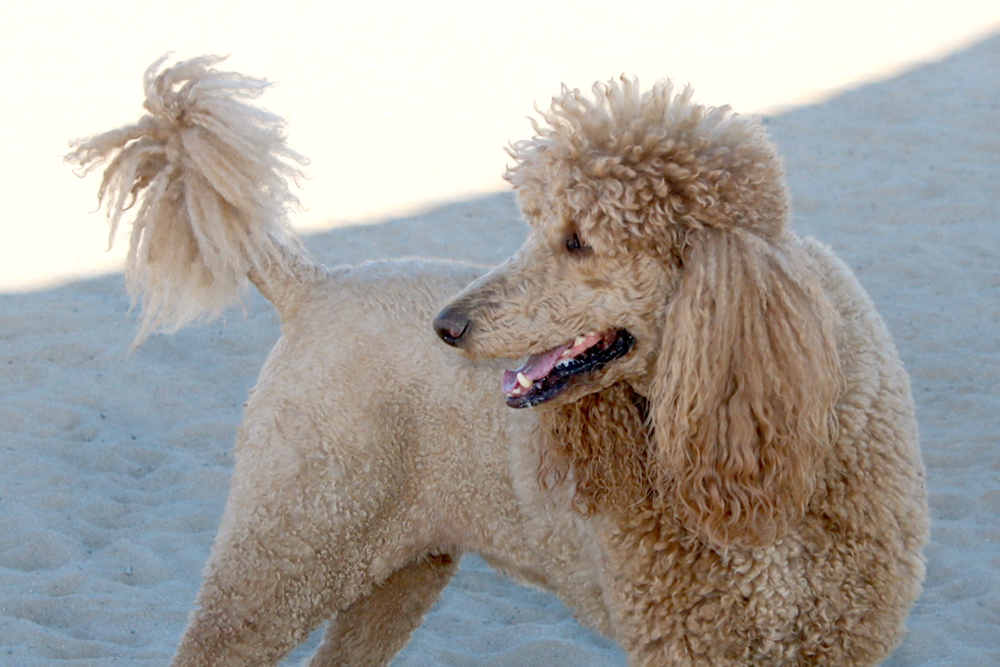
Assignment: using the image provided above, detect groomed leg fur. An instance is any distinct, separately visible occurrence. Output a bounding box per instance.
[168,384,411,666]
[307,554,458,667]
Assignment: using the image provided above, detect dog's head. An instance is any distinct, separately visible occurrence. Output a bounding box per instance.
[435,78,842,547]
[434,78,793,407]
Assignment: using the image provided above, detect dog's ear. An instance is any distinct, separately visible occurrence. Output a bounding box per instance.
[652,229,842,548]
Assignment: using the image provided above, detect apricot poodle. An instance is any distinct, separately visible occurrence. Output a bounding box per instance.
[68,56,928,666]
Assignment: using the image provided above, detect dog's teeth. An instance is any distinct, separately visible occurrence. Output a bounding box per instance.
[574,335,586,346]
[516,372,532,389]
[556,359,571,368]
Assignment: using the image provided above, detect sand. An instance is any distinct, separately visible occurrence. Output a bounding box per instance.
[1,5,999,666]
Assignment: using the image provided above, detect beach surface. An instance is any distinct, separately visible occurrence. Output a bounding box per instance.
[0,2,998,665]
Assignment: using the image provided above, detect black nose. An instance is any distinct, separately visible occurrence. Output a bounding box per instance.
[433,307,470,346]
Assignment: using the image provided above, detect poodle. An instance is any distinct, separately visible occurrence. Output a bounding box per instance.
[68,56,928,667]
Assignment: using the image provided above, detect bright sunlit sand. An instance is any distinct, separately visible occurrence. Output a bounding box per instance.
[2,0,999,291]
[1,2,999,665]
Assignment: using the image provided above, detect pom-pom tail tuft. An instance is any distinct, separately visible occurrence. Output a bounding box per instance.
[67,55,311,346]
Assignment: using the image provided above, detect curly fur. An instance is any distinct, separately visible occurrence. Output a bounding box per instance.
[652,227,843,548]
[506,79,790,256]
[442,77,928,665]
[74,59,927,667]
[66,55,309,345]
[536,382,653,514]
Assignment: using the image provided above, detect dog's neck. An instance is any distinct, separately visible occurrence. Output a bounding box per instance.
[535,382,655,515]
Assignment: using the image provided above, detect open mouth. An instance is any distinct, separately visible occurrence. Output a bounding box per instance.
[501,329,634,408]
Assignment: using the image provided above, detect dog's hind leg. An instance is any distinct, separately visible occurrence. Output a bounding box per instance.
[168,513,364,666]
[170,480,430,667]
[305,553,459,667]
[170,347,455,667]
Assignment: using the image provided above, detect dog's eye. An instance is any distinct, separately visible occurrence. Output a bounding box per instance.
[565,232,588,253]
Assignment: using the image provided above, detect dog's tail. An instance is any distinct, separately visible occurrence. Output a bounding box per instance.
[66,55,319,345]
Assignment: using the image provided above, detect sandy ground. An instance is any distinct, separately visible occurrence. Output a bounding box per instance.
[1,3,999,665]
[2,1,1000,290]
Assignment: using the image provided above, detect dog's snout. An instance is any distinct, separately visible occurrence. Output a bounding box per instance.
[433,307,471,346]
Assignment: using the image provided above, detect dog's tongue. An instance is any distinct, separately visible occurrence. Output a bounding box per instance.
[501,344,572,395]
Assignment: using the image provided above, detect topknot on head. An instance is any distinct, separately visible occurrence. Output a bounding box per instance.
[505,77,790,255]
